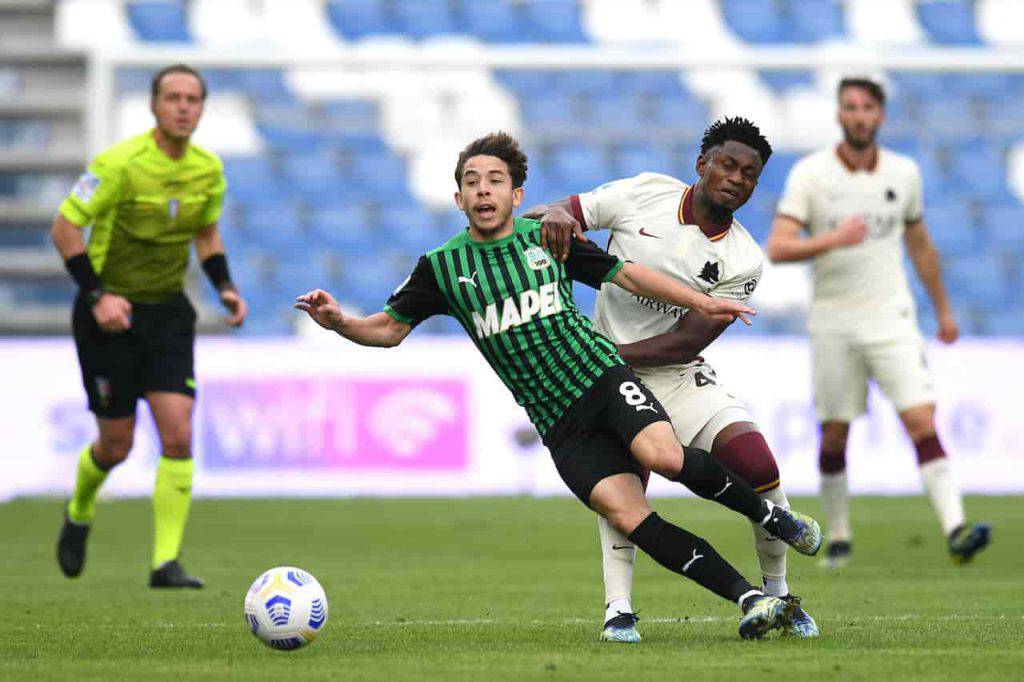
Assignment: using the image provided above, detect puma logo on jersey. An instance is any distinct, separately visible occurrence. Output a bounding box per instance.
[713,478,733,498]
[698,261,720,284]
[635,402,658,414]
[682,549,704,573]
[458,272,479,288]
[471,282,563,339]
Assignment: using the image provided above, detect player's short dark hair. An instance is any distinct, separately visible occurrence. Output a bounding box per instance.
[700,116,772,165]
[151,64,207,101]
[838,77,885,106]
[455,131,528,189]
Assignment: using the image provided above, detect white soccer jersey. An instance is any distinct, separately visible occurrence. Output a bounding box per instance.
[776,146,924,337]
[573,172,764,345]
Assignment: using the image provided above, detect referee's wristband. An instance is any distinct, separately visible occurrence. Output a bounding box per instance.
[201,253,235,292]
[64,253,102,292]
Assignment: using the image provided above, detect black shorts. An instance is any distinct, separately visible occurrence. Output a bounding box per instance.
[72,292,197,418]
[543,365,668,505]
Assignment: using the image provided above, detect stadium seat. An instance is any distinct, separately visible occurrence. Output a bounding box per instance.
[318,100,381,135]
[982,204,1024,250]
[523,0,589,43]
[393,0,458,39]
[551,144,614,193]
[720,0,785,43]
[236,69,293,102]
[783,0,846,43]
[612,144,676,179]
[917,0,983,45]
[127,1,191,42]
[326,0,392,40]
[461,1,530,43]
[760,70,815,92]
[495,70,553,96]
[310,206,377,251]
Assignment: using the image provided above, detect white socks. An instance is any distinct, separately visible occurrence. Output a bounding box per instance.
[754,486,790,596]
[598,515,636,620]
[820,471,852,543]
[919,458,966,536]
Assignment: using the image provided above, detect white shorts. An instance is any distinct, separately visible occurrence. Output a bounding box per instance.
[811,330,935,422]
[633,360,753,448]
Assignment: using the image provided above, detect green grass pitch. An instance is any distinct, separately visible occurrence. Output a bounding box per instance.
[2,495,1021,681]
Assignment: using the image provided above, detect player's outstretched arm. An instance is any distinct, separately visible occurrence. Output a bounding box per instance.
[767,214,867,263]
[521,198,587,262]
[617,309,733,366]
[611,263,755,325]
[294,289,412,347]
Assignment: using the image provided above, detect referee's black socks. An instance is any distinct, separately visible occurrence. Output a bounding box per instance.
[628,512,755,603]
[673,447,769,522]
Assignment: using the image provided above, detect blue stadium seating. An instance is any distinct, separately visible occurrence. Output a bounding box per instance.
[100,8,1024,338]
[127,1,191,42]
[720,0,785,43]
[784,0,845,43]
[760,70,815,92]
[326,0,391,40]
[917,0,982,45]
[461,2,531,43]
[523,0,589,44]
[393,0,458,39]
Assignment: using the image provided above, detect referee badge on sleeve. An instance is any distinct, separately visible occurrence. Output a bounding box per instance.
[71,171,100,202]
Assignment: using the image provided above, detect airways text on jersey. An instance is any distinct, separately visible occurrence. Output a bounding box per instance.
[472,281,564,339]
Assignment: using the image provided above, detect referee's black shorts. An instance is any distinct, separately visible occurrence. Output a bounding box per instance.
[543,364,668,506]
[72,292,197,418]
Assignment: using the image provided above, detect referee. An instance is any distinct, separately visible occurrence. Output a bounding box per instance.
[52,64,247,588]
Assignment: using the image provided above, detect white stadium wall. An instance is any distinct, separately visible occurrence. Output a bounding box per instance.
[3,337,1022,502]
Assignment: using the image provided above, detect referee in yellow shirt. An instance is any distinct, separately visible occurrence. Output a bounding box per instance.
[52,64,248,588]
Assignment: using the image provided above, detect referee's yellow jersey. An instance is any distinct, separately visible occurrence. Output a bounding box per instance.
[60,129,226,303]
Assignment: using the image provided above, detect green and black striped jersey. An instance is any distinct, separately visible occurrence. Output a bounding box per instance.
[384,217,625,435]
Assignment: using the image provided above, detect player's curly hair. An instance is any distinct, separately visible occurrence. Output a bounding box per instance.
[455,131,528,189]
[700,116,772,165]
[838,77,886,106]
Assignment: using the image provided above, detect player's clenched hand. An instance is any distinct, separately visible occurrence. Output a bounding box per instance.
[700,297,756,326]
[937,311,959,344]
[294,289,346,331]
[220,288,248,327]
[539,206,587,262]
[92,292,132,333]
[830,215,868,248]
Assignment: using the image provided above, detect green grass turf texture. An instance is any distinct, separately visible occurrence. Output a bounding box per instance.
[1,495,1021,681]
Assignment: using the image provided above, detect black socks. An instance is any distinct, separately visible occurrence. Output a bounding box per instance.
[628,512,755,603]
[673,447,768,522]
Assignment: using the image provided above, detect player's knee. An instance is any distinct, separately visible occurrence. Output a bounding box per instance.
[712,431,780,491]
[599,501,652,537]
[646,439,685,478]
[901,409,936,443]
[160,425,193,459]
[95,434,133,464]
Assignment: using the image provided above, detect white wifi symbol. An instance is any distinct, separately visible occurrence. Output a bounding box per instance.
[369,389,458,457]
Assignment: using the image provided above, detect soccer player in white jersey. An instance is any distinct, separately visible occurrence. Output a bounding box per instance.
[767,78,991,569]
[526,117,818,642]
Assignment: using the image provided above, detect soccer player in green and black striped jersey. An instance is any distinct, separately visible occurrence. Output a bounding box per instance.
[296,132,823,640]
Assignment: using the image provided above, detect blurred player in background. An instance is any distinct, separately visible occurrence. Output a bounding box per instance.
[53,64,247,587]
[298,132,823,640]
[527,117,817,643]
[767,77,990,568]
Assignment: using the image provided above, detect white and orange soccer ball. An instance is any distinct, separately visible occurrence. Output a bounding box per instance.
[243,566,328,650]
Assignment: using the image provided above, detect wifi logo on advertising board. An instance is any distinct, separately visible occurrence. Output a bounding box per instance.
[199,377,468,471]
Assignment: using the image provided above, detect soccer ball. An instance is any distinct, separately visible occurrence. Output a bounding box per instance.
[243,566,329,650]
